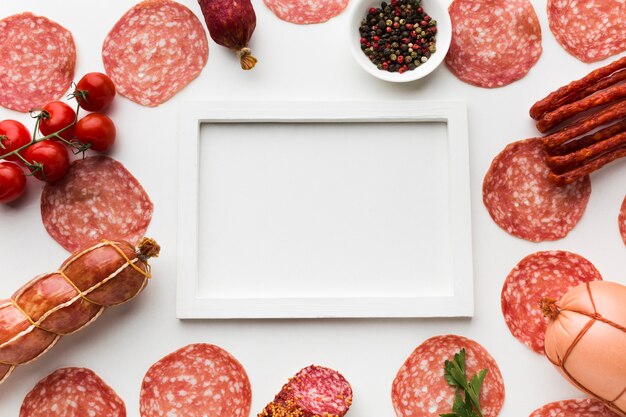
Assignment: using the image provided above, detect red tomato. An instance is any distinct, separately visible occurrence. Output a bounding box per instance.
[39,101,76,141]
[0,120,31,162]
[74,72,116,112]
[74,113,116,152]
[0,161,27,203]
[23,140,70,182]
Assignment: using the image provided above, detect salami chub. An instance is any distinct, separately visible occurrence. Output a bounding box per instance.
[0,238,160,384]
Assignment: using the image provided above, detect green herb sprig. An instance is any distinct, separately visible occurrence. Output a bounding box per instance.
[439,349,488,417]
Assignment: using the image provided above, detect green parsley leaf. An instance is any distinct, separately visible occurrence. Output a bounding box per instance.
[439,349,489,417]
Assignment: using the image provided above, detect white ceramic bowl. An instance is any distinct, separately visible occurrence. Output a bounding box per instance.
[348,0,451,82]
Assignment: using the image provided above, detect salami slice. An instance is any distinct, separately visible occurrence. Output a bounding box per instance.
[446,0,541,88]
[140,343,251,417]
[260,365,353,417]
[392,335,505,417]
[501,251,602,354]
[19,367,125,417]
[0,13,75,112]
[548,0,626,63]
[41,156,153,252]
[483,138,591,242]
[620,195,626,245]
[263,0,348,24]
[102,0,208,107]
[529,398,621,417]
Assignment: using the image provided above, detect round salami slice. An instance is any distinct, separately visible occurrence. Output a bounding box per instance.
[392,335,505,417]
[260,365,353,417]
[0,12,75,112]
[501,251,602,354]
[483,138,591,242]
[140,343,251,417]
[41,156,153,253]
[263,0,348,24]
[529,398,620,417]
[548,0,626,63]
[619,195,626,245]
[19,367,125,417]
[446,0,542,88]
[102,0,208,107]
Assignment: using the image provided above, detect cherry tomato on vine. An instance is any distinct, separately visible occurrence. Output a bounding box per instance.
[23,140,70,182]
[0,120,31,163]
[74,113,116,152]
[74,72,116,112]
[39,101,76,141]
[0,161,27,203]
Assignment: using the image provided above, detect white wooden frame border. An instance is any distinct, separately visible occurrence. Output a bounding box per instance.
[177,101,473,319]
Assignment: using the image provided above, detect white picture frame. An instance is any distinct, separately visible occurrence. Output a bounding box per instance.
[177,101,473,319]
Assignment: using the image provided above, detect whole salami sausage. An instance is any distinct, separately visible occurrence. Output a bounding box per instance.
[0,238,159,384]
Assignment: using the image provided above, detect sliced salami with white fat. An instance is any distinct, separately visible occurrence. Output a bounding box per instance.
[263,0,348,24]
[619,195,626,245]
[392,335,505,417]
[501,250,602,354]
[140,343,251,417]
[41,156,153,252]
[0,12,75,112]
[102,0,208,107]
[548,0,626,63]
[483,138,591,242]
[19,367,125,417]
[260,365,353,417]
[446,0,541,88]
[529,398,621,417]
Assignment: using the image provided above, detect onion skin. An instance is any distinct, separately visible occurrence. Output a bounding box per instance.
[198,0,257,70]
[544,281,626,416]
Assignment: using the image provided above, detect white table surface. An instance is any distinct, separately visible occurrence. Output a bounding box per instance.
[0,0,625,416]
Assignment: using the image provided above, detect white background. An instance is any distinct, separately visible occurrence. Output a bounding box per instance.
[0,0,625,416]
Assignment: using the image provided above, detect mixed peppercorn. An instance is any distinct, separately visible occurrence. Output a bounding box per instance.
[359,0,437,73]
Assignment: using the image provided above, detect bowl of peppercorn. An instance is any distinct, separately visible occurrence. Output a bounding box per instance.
[350,0,451,82]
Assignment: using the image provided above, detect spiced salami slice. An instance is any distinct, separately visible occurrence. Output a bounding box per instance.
[140,343,251,417]
[41,156,153,252]
[620,196,626,245]
[446,0,541,88]
[263,0,348,24]
[392,335,505,417]
[548,0,626,63]
[501,251,602,354]
[529,398,621,417]
[483,138,591,242]
[102,0,208,107]
[19,367,125,417]
[0,13,75,112]
[260,365,353,417]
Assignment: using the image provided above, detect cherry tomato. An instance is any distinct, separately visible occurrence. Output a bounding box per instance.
[0,161,27,203]
[0,120,31,162]
[74,113,116,152]
[74,72,116,112]
[23,140,70,182]
[39,101,76,141]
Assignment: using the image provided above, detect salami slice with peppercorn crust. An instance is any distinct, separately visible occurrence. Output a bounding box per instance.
[620,196,626,245]
[0,12,75,112]
[501,251,602,355]
[529,398,621,417]
[446,0,541,88]
[41,156,153,252]
[260,365,353,417]
[483,138,591,242]
[102,0,208,107]
[140,343,251,417]
[392,335,505,417]
[263,0,348,24]
[19,367,126,417]
[547,0,626,63]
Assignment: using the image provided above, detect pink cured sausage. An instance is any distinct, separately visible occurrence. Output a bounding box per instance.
[0,12,75,112]
[140,344,251,417]
[529,398,621,417]
[392,335,505,417]
[619,196,626,245]
[20,367,126,417]
[102,0,208,106]
[501,251,602,354]
[263,0,348,24]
